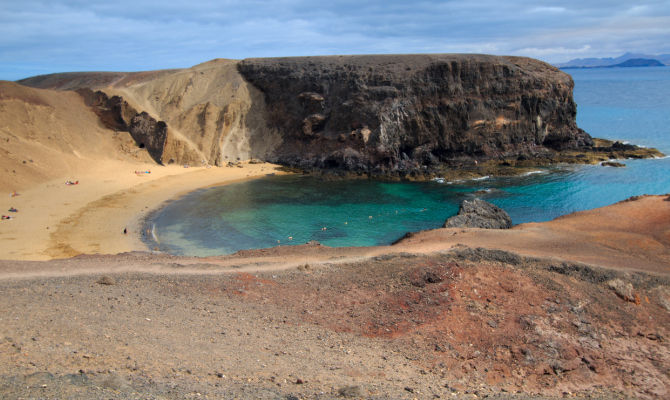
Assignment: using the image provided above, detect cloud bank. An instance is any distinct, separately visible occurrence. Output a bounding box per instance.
[1,0,669,80]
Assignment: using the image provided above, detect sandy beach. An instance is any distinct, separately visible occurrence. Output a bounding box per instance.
[1,156,668,279]
[0,160,283,261]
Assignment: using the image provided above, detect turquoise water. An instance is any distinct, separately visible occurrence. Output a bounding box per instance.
[148,67,670,256]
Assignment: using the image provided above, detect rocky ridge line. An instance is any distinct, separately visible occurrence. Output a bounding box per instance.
[17,54,664,177]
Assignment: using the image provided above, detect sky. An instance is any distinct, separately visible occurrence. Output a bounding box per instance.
[1,0,669,81]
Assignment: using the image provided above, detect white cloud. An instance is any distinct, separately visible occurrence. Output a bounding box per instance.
[624,5,651,16]
[528,6,567,14]
[515,45,592,57]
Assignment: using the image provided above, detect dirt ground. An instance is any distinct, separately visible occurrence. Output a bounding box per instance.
[1,244,668,399]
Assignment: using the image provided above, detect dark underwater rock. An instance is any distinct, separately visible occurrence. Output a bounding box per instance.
[601,161,626,167]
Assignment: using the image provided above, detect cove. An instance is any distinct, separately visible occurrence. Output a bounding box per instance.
[144,158,669,256]
[145,66,670,256]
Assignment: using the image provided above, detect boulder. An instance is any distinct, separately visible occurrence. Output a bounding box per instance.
[601,161,625,167]
[444,198,512,229]
[606,278,636,302]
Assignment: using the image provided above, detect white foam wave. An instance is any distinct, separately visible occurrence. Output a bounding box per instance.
[151,224,160,244]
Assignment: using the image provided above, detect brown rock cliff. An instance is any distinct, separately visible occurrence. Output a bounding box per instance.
[237,54,593,175]
[18,54,597,174]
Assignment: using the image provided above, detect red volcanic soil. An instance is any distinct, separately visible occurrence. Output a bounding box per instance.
[1,195,669,399]
[211,250,670,398]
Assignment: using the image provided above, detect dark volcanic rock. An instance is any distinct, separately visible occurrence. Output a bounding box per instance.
[129,112,168,164]
[76,88,137,131]
[238,54,593,176]
[76,88,169,164]
[444,198,512,229]
[601,161,626,167]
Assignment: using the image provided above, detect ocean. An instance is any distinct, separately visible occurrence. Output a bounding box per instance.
[146,66,670,256]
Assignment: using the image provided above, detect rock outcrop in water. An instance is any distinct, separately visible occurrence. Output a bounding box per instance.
[21,54,662,177]
[444,198,512,229]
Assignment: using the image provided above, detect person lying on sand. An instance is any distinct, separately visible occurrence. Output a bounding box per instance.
[8,207,17,212]
[1,215,12,220]
[65,180,79,185]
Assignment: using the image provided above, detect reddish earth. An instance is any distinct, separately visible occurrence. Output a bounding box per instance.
[210,250,670,398]
[0,196,669,399]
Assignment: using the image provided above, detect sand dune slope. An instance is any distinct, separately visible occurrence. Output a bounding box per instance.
[0,81,153,191]
[18,60,282,167]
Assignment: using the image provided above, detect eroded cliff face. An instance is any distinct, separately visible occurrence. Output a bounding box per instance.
[237,54,592,175]
[19,60,281,167]
[76,88,202,165]
[105,59,281,166]
[18,54,595,174]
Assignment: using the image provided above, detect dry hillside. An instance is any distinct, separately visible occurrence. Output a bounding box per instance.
[0,81,153,191]
[19,59,282,167]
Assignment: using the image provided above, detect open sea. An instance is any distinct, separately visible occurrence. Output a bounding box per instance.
[147,67,670,256]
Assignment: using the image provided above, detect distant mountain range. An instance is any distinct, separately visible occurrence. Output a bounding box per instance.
[557,52,670,69]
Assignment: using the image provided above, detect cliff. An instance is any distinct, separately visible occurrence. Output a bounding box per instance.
[19,54,651,176]
[237,54,592,175]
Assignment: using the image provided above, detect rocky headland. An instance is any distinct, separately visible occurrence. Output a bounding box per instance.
[17,54,662,180]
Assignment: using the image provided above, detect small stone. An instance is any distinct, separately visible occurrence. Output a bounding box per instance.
[338,385,363,397]
[100,373,131,391]
[96,276,115,286]
[601,161,626,167]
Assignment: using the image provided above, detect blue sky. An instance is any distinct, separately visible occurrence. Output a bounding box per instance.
[1,0,669,80]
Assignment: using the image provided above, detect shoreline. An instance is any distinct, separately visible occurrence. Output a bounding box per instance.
[136,169,283,255]
[0,160,285,261]
[1,154,668,269]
